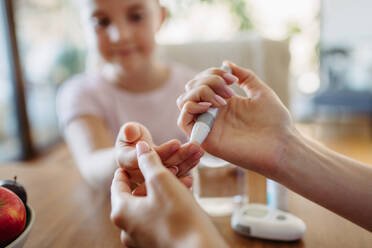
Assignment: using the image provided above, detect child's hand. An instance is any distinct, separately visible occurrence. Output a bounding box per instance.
[115,122,204,195]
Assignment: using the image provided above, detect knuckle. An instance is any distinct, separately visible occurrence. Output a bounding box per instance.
[110,199,132,230]
[185,79,197,91]
[204,67,220,75]
[176,94,185,109]
[208,74,224,84]
[184,101,194,110]
[199,85,213,98]
[110,207,124,227]
[199,84,210,93]
[177,111,189,130]
[177,114,183,128]
[245,69,257,80]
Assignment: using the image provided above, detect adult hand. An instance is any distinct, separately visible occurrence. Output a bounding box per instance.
[115,122,204,195]
[111,141,227,248]
[177,62,294,177]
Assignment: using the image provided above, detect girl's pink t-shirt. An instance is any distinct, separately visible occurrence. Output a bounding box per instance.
[57,63,195,144]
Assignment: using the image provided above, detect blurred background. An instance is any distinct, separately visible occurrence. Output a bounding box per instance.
[1,0,372,162]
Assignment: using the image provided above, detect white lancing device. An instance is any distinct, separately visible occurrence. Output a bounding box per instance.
[190,63,232,144]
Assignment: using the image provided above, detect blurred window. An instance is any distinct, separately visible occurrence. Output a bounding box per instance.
[0,3,21,161]
[13,0,85,151]
[0,0,85,161]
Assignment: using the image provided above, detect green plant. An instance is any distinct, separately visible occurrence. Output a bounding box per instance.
[169,0,253,31]
[221,0,253,30]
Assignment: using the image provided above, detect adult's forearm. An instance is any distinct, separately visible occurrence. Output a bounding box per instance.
[174,224,228,248]
[77,148,117,191]
[276,129,372,231]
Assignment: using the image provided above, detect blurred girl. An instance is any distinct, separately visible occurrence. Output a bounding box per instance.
[57,0,204,190]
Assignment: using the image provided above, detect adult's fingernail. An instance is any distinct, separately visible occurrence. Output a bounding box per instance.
[198,102,212,107]
[136,141,150,156]
[223,73,238,84]
[224,86,236,97]
[214,95,227,105]
[168,166,179,175]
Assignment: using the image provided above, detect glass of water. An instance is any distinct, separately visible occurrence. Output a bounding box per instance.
[192,153,249,216]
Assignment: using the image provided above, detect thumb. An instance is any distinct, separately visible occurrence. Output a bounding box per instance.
[136,141,168,183]
[110,168,137,230]
[121,122,153,144]
[122,122,141,143]
[116,122,153,171]
[225,61,267,94]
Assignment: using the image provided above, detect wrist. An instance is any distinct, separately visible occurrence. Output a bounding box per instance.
[178,230,227,248]
[236,125,301,180]
[173,218,228,248]
[273,126,311,182]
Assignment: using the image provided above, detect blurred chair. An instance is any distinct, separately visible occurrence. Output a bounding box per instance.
[157,35,290,107]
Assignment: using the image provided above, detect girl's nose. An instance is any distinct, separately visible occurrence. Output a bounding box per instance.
[107,23,133,43]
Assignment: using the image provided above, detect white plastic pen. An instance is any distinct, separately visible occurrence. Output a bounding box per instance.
[190,63,232,144]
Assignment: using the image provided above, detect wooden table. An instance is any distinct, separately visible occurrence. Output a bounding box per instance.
[1,132,372,247]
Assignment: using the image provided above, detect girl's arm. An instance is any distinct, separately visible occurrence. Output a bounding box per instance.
[64,115,116,190]
[64,116,204,192]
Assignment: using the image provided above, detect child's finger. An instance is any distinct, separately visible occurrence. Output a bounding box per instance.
[116,122,154,170]
[136,141,168,181]
[118,122,153,145]
[176,154,201,177]
[136,141,195,196]
[122,122,141,143]
[163,142,203,169]
[154,139,181,162]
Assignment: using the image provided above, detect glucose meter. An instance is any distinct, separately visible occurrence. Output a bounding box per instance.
[231,203,306,241]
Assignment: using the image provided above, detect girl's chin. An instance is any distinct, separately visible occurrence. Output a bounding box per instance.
[118,59,152,71]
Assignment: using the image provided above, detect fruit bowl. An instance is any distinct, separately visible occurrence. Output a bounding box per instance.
[5,205,35,248]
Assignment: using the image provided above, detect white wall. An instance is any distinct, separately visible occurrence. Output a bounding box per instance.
[322,0,372,47]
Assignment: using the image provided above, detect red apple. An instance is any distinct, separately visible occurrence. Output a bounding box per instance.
[0,186,26,247]
[0,176,27,205]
